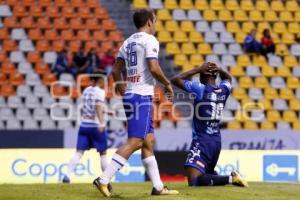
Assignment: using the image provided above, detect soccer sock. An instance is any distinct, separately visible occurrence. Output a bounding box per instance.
[100,155,109,172]
[192,174,230,186]
[142,156,164,191]
[66,151,83,177]
[100,153,127,184]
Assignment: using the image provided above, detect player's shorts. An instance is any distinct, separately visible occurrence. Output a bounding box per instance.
[76,122,107,152]
[123,93,154,139]
[184,138,221,174]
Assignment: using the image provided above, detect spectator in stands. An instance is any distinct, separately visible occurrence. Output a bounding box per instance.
[261,29,275,55]
[244,29,263,54]
[101,49,115,75]
[87,48,101,74]
[73,46,90,74]
[53,49,70,76]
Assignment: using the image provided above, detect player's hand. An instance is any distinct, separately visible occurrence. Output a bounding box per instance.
[164,83,174,102]
[98,126,105,133]
[115,83,126,96]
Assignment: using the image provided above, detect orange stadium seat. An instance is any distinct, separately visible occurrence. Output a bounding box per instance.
[69,40,82,52]
[35,62,50,75]
[52,40,66,52]
[70,18,85,30]
[93,30,108,41]
[78,7,92,19]
[0,51,8,63]
[37,17,52,29]
[71,0,85,7]
[46,6,60,18]
[60,30,75,41]
[85,41,98,51]
[76,30,91,41]
[101,41,114,53]
[94,7,109,20]
[29,5,43,17]
[109,31,123,42]
[55,0,68,7]
[0,74,8,85]
[27,51,42,63]
[102,19,117,31]
[13,5,27,17]
[0,84,15,97]
[54,18,69,30]
[1,62,16,75]
[4,16,19,28]
[62,7,76,18]
[36,40,51,52]
[20,17,35,29]
[39,0,52,7]
[86,18,101,30]
[52,84,67,97]
[10,73,24,86]
[43,73,57,86]
[6,0,18,6]
[86,0,99,8]
[3,40,17,51]
[28,29,43,40]
[45,29,59,40]
[0,28,10,40]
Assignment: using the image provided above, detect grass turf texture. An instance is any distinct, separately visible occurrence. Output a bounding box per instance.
[0,182,299,200]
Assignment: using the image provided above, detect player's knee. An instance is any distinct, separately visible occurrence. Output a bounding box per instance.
[128,138,143,151]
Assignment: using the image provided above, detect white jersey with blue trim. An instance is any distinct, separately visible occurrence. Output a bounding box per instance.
[117,32,159,96]
[81,86,105,124]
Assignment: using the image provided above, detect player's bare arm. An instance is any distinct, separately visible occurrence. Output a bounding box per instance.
[95,103,105,132]
[147,59,174,101]
[112,58,126,95]
[171,62,213,89]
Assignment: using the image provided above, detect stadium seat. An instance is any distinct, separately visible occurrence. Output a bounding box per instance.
[173,9,187,21]
[19,40,35,52]
[292,67,300,77]
[149,0,163,9]
[287,77,300,89]
[17,85,31,97]
[190,54,204,66]
[232,88,247,99]
[233,10,248,21]
[203,10,217,21]
[165,0,178,10]
[156,9,172,20]
[227,21,241,33]
[228,44,243,55]
[213,43,227,55]
[18,62,33,75]
[43,52,57,64]
[246,66,261,77]
[265,88,279,99]
[189,31,203,43]
[261,121,275,130]
[270,77,286,89]
[248,88,263,100]
[11,28,27,40]
[195,21,210,32]
[187,10,202,21]
[204,31,219,43]
[211,21,225,33]
[6,119,22,130]
[221,55,236,67]
[33,85,49,98]
[250,110,265,122]
[41,118,56,130]
[182,43,196,55]
[271,0,285,11]
[240,0,255,11]
[26,73,41,86]
[157,31,172,42]
[180,21,194,32]
[290,99,300,111]
[273,99,289,111]
[165,20,179,32]
[267,110,281,122]
[10,73,24,86]
[225,0,239,11]
[244,121,259,130]
[174,54,187,66]
[195,0,208,10]
[174,31,188,42]
[16,108,31,120]
[283,110,297,123]
[218,10,233,21]
[227,121,241,129]
[10,51,26,63]
[276,66,291,77]
[277,121,291,130]
[220,32,234,43]
[197,43,212,55]
[280,88,294,100]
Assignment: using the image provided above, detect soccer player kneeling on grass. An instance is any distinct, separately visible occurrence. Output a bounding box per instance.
[171,63,248,187]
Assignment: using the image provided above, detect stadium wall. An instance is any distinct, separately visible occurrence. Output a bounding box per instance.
[0,149,299,184]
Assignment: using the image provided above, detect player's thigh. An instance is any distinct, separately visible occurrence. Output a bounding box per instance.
[186,166,204,185]
[92,127,108,152]
[76,126,91,151]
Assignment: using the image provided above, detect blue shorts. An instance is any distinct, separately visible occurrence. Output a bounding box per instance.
[185,138,221,174]
[123,93,154,139]
[76,122,107,152]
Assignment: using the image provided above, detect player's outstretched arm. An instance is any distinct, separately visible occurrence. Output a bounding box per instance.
[171,63,211,90]
[112,58,126,95]
[147,59,174,101]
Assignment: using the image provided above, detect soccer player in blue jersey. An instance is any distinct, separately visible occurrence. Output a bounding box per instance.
[171,63,248,187]
[93,9,178,197]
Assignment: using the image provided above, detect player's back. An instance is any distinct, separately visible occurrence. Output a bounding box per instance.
[117,32,160,96]
[81,86,105,124]
[192,81,231,139]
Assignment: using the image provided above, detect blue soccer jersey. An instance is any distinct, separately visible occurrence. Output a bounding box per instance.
[183,80,232,139]
[183,79,232,174]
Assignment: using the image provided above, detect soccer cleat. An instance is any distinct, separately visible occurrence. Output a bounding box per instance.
[93,177,112,197]
[231,171,248,187]
[62,176,70,183]
[151,186,179,195]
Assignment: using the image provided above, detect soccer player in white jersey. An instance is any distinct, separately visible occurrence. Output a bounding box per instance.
[93,9,179,197]
[62,73,109,184]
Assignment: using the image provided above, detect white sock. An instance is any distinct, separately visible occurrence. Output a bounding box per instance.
[100,153,127,184]
[66,151,83,177]
[142,155,164,191]
[100,155,109,173]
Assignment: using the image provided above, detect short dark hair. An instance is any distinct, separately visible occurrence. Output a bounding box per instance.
[133,9,154,29]
[90,71,106,82]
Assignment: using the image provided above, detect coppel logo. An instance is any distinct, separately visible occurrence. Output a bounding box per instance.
[263,155,298,182]
[11,158,94,183]
[215,160,241,176]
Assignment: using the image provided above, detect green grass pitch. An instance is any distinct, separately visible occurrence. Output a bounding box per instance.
[0,182,299,200]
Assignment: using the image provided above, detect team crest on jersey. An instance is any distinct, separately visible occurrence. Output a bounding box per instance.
[152,48,157,53]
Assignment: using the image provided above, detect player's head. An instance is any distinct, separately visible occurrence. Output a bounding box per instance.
[250,29,257,37]
[90,71,106,88]
[133,9,156,35]
[263,28,270,37]
[199,63,218,84]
